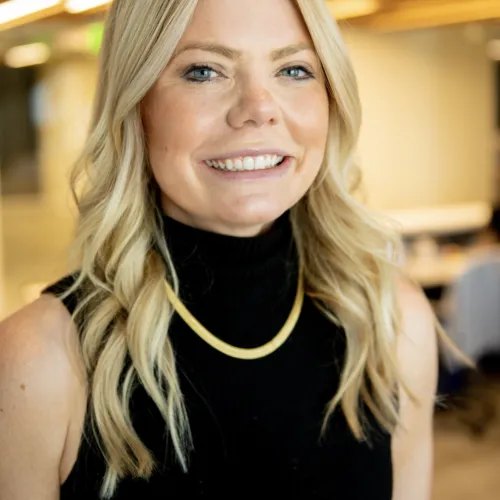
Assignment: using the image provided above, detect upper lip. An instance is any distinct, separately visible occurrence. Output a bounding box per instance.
[204,148,292,161]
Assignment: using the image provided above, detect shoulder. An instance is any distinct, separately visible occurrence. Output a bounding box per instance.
[393,276,438,414]
[396,276,435,331]
[391,276,437,500]
[0,292,82,373]
[0,293,83,380]
[0,295,86,493]
[395,276,437,378]
[42,272,81,316]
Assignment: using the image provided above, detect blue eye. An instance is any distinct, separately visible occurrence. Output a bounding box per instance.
[183,64,314,83]
[184,65,220,83]
[280,66,314,80]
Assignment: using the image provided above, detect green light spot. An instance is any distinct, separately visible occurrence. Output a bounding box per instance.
[87,22,104,55]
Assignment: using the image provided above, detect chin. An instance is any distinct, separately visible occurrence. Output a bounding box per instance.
[214,202,289,236]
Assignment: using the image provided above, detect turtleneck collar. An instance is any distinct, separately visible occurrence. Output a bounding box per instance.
[161,211,297,308]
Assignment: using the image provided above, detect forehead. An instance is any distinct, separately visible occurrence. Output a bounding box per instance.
[178,0,313,51]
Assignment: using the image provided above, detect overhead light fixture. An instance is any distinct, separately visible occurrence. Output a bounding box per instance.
[4,42,51,68]
[65,0,111,13]
[0,0,61,28]
[329,0,379,20]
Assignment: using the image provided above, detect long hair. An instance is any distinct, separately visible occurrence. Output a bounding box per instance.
[66,0,408,497]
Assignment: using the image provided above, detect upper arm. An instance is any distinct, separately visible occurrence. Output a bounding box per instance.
[0,295,84,500]
[392,278,438,500]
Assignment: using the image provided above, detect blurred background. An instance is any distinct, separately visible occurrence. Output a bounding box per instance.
[1,1,500,498]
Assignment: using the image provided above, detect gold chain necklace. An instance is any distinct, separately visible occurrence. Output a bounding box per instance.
[164,270,304,360]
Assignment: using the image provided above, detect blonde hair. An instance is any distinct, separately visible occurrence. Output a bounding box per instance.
[66,0,407,497]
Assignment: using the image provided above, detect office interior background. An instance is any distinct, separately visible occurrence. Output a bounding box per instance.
[1,1,500,498]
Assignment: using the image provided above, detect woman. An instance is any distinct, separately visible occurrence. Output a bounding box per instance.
[0,0,437,498]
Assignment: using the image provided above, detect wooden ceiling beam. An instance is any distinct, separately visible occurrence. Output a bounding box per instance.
[0,2,65,32]
[354,0,500,31]
[2,0,499,35]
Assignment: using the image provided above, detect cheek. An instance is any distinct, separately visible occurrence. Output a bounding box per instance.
[288,91,329,155]
[144,89,221,159]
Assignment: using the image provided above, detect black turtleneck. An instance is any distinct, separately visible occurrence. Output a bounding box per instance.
[46,212,392,500]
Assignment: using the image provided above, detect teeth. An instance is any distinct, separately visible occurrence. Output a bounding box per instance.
[255,156,266,170]
[205,155,285,172]
[244,157,254,170]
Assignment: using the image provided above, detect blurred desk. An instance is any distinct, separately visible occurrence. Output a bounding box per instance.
[405,244,500,289]
[405,252,468,288]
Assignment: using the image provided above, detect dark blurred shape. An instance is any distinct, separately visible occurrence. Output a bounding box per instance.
[487,205,500,242]
[0,64,39,195]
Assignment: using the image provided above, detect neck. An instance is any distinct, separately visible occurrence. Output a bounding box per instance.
[161,209,297,308]
[161,200,277,237]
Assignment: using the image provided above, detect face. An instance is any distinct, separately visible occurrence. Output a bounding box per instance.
[142,0,329,236]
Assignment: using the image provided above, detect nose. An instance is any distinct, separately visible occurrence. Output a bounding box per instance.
[227,82,280,129]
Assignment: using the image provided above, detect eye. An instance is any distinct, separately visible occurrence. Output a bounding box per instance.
[279,65,314,81]
[184,65,222,83]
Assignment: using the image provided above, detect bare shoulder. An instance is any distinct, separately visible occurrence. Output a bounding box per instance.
[395,276,437,372]
[396,276,435,335]
[0,294,84,387]
[393,275,438,407]
[391,276,438,500]
[0,295,86,499]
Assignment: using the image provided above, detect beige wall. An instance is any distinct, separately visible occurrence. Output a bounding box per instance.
[1,56,97,317]
[38,56,97,211]
[344,26,496,210]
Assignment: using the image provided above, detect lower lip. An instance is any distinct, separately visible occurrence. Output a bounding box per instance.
[202,157,294,180]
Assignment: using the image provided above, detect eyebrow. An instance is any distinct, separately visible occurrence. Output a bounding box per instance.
[172,42,315,62]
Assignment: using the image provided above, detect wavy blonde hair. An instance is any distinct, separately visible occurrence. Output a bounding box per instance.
[66,0,409,497]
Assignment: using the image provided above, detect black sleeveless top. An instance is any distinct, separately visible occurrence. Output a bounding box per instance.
[44,212,392,499]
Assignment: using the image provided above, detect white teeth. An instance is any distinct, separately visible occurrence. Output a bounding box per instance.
[255,156,266,170]
[205,155,286,172]
[244,157,254,170]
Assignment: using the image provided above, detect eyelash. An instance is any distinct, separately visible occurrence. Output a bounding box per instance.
[183,64,315,83]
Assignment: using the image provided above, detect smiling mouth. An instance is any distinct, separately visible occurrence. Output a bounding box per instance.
[204,154,287,172]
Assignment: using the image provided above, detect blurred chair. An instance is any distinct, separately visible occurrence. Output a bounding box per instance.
[440,251,500,434]
[444,253,500,370]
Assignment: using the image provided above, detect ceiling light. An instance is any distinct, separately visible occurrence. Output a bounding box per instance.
[65,0,111,13]
[4,42,51,68]
[0,0,61,27]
